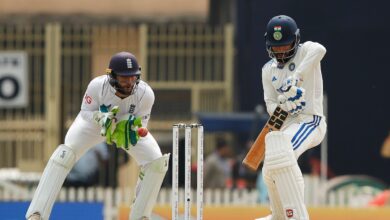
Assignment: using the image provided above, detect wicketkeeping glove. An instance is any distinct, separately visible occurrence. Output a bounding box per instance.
[108,114,143,150]
[93,105,119,136]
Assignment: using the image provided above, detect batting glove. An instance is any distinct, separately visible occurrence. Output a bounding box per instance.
[278,95,306,116]
[280,100,306,116]
[283,86,305,103]
[280,75,301,92]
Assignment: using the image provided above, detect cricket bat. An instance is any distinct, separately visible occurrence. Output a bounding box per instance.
[242,106,288,171]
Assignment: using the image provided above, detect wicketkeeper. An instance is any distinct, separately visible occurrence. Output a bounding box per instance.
[26,52,169,220]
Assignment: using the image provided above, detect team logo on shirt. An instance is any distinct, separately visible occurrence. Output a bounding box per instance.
[289,62,295,71]
[272,76,277,82]
[129,104,136,114]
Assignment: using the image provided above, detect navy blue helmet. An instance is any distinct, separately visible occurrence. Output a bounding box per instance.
[106,52,141,94]
[107,52,141,77]
[265,15,300,64]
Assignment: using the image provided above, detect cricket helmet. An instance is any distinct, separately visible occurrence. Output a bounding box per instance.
[264,15,300,64]
[106,52,141,95]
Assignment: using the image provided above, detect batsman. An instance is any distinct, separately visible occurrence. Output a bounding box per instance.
[255,15,327,220]
[26,52,169,220]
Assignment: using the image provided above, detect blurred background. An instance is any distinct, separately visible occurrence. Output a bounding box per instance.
[0,0,389,219]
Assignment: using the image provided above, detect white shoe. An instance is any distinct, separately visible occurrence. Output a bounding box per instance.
[255,214,273,220]
[255,214,285,220]
[27,213,41,220]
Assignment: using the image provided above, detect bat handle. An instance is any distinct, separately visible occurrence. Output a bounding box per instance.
[278,95,287,104]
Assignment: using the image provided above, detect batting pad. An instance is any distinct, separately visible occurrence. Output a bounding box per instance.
[130,154,170,220]
[26,144,76,220]
[263,131,309,220]
[261,169,285,220]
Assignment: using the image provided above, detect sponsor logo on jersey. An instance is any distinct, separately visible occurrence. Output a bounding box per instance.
[129,104,136,114]
[272,76,277,82]
[84,94,92,104]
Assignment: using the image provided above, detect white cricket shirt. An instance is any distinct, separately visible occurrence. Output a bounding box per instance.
[262,41,326,118]
[80,75,154,127]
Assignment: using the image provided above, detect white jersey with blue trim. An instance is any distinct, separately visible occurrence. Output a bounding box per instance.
[262,41,326,119]
[80,75,154,127]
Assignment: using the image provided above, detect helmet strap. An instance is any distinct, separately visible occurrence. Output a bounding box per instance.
[108,72,139,97]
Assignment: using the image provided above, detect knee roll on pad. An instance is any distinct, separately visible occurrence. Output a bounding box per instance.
[147,154,170,173]
[264,131,296,170]
[265,131,292,153]
[50,144,76,169]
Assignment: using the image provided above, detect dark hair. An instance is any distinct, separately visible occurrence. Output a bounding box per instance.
[216,138,228,150]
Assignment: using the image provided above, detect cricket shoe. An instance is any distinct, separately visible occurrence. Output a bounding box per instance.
[255,214,285,220]
[27,213,41,220]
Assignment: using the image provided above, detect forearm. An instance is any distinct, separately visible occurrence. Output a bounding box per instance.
[262,71,279,116]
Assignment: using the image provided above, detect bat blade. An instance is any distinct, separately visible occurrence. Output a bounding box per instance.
[242,127,269,170]
[242,106,288,171]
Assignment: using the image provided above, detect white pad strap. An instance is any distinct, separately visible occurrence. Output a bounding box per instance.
[26,145,76,220]
[130,154,170,220]
[263,132,309,220]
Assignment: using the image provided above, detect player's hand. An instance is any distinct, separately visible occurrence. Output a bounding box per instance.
[283,86,305,103]
[93,111,114,126]
[280,100,305,116]
[109,114,143,150]
[128,115,143,147]
[93,106,119,136]
[280,75,301,92]
[278,95,306,116]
